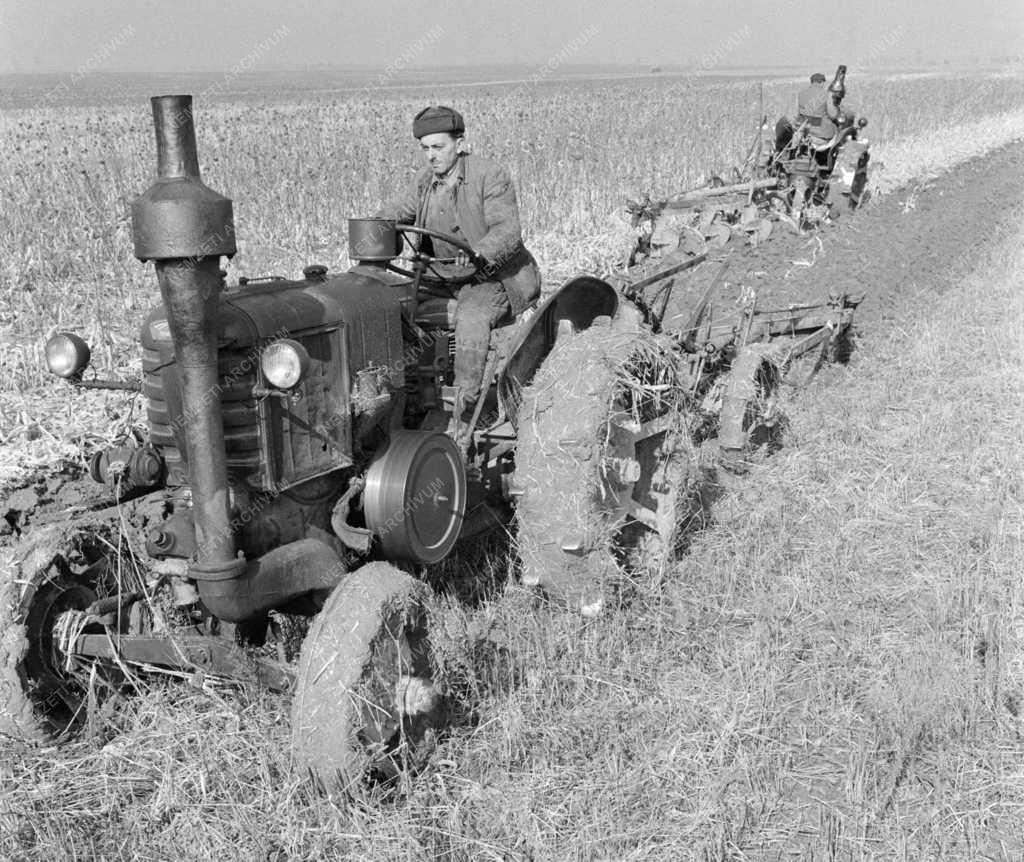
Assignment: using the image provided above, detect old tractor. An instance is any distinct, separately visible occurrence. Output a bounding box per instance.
[768,68,872,222]
[2,93,862,790]
[0,95,686,791]
[625,65,873,260]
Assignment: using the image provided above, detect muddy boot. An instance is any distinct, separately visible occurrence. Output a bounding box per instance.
[453,342,488,404]
[448,343,488,441]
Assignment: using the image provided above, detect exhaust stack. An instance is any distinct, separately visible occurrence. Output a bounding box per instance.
[131,95,243,582]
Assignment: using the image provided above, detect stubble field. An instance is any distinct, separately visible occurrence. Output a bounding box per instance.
[1,68,1024,860]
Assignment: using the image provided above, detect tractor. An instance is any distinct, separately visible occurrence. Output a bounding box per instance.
[768,107,872,222]
[623,69,873,262]
[0,95,687,791]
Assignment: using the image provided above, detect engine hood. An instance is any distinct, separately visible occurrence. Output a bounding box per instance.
[141,270,414,492]
[144,271,413,362]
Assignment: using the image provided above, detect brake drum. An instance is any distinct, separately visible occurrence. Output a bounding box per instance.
[363,431,467,564]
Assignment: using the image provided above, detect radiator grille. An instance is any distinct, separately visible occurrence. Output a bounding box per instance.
[261,327,352,489]
[143,325,351,491]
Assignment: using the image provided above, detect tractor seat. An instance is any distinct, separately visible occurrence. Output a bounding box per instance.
[413,293,519,331]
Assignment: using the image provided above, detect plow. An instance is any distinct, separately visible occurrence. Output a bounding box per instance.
[628,66,873,264]
[1,89,862,791]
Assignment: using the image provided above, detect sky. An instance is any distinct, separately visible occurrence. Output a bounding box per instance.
[1,0,1022,74]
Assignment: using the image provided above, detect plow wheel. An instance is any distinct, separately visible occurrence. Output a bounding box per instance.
[718,343,785,470]
[514,319,698,615]
[291,563,443,793]
[0,520,141,741]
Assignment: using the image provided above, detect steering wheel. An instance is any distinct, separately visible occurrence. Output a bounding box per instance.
[387,225,485,289]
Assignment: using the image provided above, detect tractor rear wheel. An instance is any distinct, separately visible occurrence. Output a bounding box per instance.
[514,318,698,613]
[0,520,136,742]
[290,563,442,793]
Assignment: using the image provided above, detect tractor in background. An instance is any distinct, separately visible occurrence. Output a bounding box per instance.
[769,65,872,221]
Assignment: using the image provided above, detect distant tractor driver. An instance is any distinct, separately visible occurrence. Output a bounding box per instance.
[795,72,841,141]
[382,105,541,432]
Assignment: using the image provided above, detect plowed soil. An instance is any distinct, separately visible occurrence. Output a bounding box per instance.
[640,141,1024,336]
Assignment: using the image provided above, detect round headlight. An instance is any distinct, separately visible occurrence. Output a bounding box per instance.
[261,339,310,390]
[45,332,92,379]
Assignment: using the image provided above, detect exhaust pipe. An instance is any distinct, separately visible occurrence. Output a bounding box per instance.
[131,95,244,582]
[197,539,347,623]
[132,95,349,622]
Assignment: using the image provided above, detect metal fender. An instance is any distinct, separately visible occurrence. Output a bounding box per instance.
[497,275,620,430]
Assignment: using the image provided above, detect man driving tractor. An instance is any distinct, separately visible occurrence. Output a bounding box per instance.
[771,66,852,225]
[795,72,841,141]
[773,67,848,156]
[381,105,541,436]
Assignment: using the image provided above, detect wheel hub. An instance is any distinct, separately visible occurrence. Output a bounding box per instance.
[21,577,99,731]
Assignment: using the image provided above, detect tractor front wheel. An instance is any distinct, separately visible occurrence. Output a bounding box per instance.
[290,563,443,793]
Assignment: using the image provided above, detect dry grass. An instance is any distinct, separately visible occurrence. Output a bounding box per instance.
[3,71,1023,486]
[662,225,1024,858]
[871,106,1024,194]
[2,174,1022,862]
[2,71,1024,859]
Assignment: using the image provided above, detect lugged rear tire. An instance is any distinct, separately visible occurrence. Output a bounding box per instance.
[514,318,698,613]
[0,521,131,742]
[514,322,624,614]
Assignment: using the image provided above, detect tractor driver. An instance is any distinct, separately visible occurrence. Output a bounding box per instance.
[381,105,541,432]
[795,72,840,141]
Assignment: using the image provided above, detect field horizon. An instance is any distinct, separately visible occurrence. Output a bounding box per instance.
[4,60,1022,108]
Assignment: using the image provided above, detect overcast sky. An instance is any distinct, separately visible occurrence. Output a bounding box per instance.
[1,0,1021,73]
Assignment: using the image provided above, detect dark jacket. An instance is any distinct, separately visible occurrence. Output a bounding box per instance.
[383,153,541,315]
[796,83,839,139]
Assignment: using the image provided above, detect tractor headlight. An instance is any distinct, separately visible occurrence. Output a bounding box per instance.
[261,339,310,390]
[45,332,92,379]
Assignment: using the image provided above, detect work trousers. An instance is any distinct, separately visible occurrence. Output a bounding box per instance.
[453,280,511,403]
